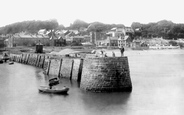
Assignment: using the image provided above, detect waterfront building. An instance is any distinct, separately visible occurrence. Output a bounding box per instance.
[96,27,134,48]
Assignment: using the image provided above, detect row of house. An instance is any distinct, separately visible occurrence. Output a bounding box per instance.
[2,26,134,48]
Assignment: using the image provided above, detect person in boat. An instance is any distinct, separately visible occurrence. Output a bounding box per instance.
[49,83,53,89]
[49,78,59,89]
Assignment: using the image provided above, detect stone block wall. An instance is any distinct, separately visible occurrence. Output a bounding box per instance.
[80,57,132,92]
[48,59,61,77]
[27,54,33,65]
[43,56,50,75]
[71,59,81,80]
[37,55,45,68]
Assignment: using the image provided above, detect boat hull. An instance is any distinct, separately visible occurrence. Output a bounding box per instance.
[39,86,69,94]
[9,62,14,65]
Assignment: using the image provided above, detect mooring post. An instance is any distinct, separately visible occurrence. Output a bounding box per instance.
[58,58,63,78]
[41,55,45,68]
[77,58,84,82]
[46,59,51,75]
[26,54,30,64]
[26,54,29,64]
[70,59,74,80]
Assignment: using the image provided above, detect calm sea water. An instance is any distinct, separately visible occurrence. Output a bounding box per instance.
[1,49,184,115]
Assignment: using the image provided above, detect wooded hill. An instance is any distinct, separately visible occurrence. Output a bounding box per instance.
[0,19,125,35]
[132,20,184,40]
[1,19,184,40]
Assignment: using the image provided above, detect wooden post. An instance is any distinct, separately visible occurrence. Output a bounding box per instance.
[14,56,16,62]
[24,54,27,63]
[26,54,30,64]
[22,54,25,63]
[18,56,20,62]
[20,54,23,63]
[70,59,74,80]
[13,56,15,61]
[19,55,21,63]
[58,58,63,78]
[15,56,17,62]
[77,59,84,82]
[41,56,45,68]
[46,59,51,75]
[35,55,40,67]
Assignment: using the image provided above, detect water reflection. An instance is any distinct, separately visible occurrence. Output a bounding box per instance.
[38,91,69,97]
[82,92,131,107]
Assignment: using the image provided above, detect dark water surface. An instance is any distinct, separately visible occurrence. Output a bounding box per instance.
[1,49,184,115]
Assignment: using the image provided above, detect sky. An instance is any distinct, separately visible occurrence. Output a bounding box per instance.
[1,0,184,27]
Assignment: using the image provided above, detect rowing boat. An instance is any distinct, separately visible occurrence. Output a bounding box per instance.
[38,86,69,94]
[9,61,14,65]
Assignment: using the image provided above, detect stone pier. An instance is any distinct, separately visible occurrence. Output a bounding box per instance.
[10,53,132,93]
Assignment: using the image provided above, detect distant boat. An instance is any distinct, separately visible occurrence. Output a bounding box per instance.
[9,61,14,65]
[38,86,69,94]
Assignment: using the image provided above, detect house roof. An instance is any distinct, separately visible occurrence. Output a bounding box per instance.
[124,36,129,40]
[125,27,134,33]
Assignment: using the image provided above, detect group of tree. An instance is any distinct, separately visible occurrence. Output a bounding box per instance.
[1,19,184,41]
[0,19,60,35]
[68,19,125,32]
[0,19,126,35]
[131,20,184,40]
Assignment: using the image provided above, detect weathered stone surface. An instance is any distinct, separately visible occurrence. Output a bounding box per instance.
[43,56,50,75]
[71,59,81,80]
[48,59,61,77]
[25,54,29,64]
[80,57,132,92]
[35,55,41,67]
[32,54,38,66]
[60,58,73,78]
[38,55,45,68]
[27,54,33,65]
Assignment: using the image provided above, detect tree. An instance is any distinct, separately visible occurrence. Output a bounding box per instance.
[0,19,59,35]
[70,19,89,30]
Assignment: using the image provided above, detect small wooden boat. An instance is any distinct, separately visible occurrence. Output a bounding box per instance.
[9,61,14,65]
[39,86,69,94]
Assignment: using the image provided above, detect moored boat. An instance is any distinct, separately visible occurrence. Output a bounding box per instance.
[9,61,14,65]
[39,86,69,94]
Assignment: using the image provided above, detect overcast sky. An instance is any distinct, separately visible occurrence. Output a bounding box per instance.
[1,0,183,27]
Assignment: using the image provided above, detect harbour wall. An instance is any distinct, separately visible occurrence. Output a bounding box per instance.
[80,57,132,92]
[10,53,132,92]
